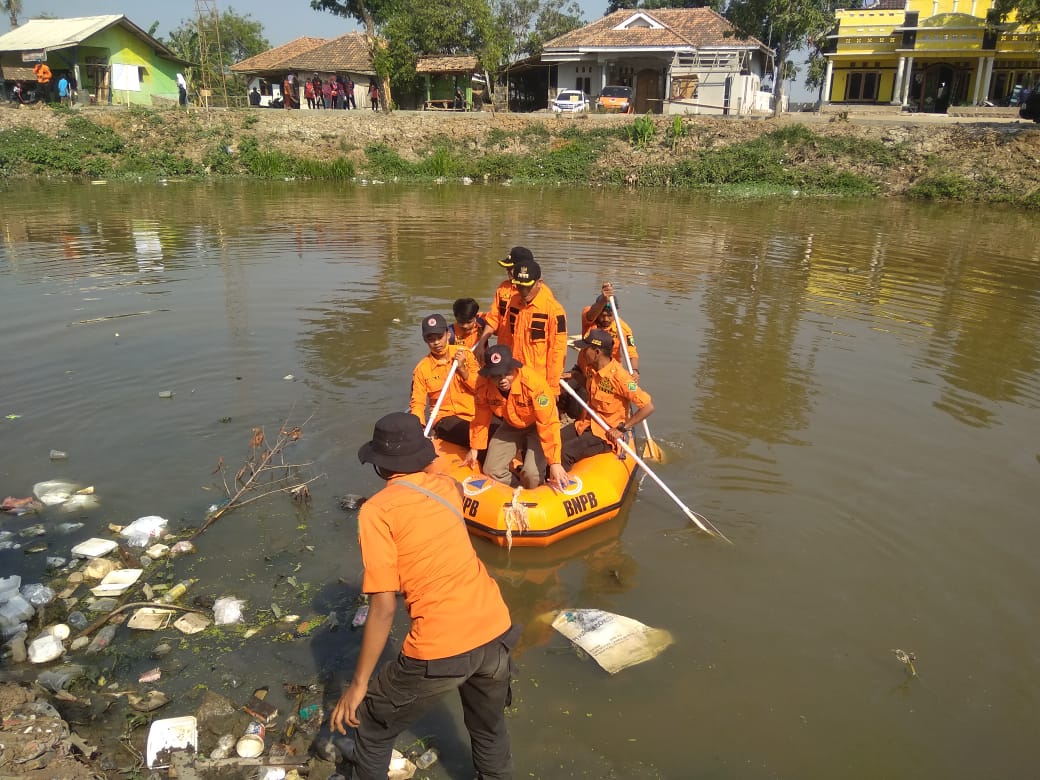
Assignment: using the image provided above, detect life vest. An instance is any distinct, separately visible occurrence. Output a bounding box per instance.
[33,63,52,84]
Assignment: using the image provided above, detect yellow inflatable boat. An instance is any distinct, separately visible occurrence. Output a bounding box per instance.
[431,440,639,547]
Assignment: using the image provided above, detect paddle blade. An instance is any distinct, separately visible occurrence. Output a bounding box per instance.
[642,436,665,463]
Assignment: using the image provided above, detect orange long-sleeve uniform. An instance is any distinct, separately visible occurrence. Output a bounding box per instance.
[484,279,516,345]
[494,286,567,393]
[470,365,563,465]
[580,305,639,369]
[575,359,652,444]
[409,345,479,426]
[485,280,557,346]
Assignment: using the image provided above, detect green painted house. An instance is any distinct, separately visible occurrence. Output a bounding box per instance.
[0,15,190,106]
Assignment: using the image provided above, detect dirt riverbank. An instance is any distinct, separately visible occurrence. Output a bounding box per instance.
[2,102,1040,202]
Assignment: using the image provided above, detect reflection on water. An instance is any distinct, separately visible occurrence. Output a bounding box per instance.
[2,181,1040,778]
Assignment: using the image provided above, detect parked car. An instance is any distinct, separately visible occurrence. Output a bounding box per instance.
[551,89,591,113]
[596,85,633,114]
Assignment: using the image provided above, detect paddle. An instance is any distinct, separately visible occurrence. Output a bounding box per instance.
[560,381,730,542]
[608,295,664,463]
[423,359,459,439]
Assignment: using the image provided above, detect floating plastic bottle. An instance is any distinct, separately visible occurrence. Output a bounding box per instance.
[157,578,196,604]
[415,747,439,770]
[351,595,370,629]
[85,624,117,654]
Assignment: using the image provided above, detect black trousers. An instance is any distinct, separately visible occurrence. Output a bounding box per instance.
[348,625,520,780]
[433,415,471,448]
[561,422,611,470]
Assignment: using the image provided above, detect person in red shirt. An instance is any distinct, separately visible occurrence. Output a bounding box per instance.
[410,313,478,447]
[332,412,519,779]
[465,344,569,490]
[562,329,654,469]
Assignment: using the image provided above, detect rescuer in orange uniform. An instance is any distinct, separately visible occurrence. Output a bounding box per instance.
[579,281,639,377]
[448,298,487,349]
[409,313,478,448]
[332,411,519,780]
[465,344,570,490]
[482,258,567,399]
[476,246,556,362]
[561,328,654,469]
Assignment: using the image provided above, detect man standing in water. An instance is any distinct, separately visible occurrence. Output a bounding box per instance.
[331,412,519,780]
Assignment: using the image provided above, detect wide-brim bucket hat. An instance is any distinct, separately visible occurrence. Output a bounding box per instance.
[358,412,436,473]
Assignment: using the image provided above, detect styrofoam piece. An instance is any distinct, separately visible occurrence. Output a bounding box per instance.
[70,538,118,558]
[90,569,143,597]
[146,715,197,768]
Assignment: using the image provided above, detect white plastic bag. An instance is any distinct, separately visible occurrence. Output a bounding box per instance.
[120,515,168,547]
[212,597,245,625]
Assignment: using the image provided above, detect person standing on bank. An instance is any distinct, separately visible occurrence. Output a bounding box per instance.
[332,412,519,780]
[176,72,188,106]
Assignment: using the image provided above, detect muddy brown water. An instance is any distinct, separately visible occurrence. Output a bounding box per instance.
[1,180,1039,778]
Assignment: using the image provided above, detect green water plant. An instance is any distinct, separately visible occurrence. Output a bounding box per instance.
[626,114,656,149]
[666,115,688,151]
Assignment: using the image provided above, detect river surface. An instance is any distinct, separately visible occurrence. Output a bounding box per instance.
[1,180,1039,779]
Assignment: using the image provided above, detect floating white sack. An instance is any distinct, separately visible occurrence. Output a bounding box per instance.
[551,608,674,674]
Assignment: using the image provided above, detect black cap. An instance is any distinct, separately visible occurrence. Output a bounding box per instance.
[421,313,448,337]
[500,246,533,269]
[511,259,541,287]
[574,328,614,354]
[480,344,523,377]
[358,412,436,473]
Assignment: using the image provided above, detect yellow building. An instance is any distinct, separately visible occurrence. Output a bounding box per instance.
[823,0,1040,111]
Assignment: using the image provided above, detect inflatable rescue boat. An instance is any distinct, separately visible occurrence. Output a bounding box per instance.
[431,439,639,547]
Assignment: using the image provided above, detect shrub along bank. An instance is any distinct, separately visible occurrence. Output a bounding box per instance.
[1,104,1038,205]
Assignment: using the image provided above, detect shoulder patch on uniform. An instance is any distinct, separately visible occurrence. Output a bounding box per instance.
[627,381,638,392]
[536,393,550,407]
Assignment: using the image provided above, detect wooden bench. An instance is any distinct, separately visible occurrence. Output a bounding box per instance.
[424,98,468,111]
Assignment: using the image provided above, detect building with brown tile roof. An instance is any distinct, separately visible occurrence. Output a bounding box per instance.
[541,8,774,115]
[230,36,328,74]
[231,33,376,109]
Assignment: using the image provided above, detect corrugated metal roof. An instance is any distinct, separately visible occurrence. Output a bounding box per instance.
[0,15,183,61]
[543,8,766,52]
[416,55,479,74]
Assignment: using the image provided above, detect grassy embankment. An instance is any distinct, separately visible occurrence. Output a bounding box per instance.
[0,104,1033,204]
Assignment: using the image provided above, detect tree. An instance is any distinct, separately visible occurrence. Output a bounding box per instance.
[1,0,22,28]
[312,0,398,109]
[993,0,1040,22]
[378,0,498,98]
[163,7,269,99]
[725,0,831,116]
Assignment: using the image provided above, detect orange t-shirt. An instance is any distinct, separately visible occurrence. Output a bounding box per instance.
[579,305,639,369]
[498,285,567,393]
[575,359,652,443]
[358,472,511,659]
[470,364,562,464]
[409,345,478,425]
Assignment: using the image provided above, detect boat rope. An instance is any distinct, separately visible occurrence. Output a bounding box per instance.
[503,486,529,550]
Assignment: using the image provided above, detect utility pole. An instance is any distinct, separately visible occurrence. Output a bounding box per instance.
[194,0,229,107]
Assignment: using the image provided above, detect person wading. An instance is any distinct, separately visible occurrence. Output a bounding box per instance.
[331,412,520,780]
